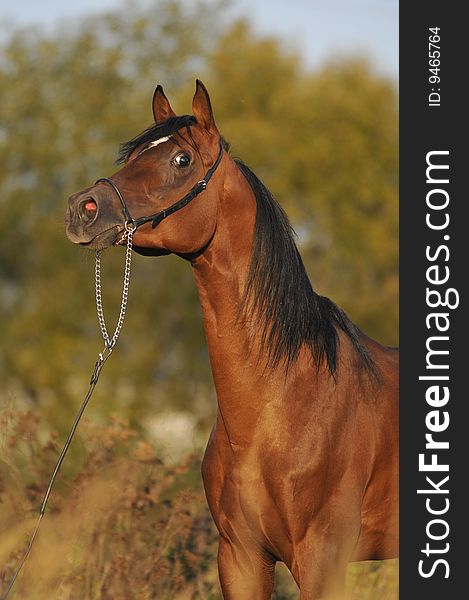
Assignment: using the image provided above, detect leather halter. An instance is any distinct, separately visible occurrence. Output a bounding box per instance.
[95,139,224,231]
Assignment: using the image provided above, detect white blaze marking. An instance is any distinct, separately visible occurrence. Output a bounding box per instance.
[146,135,171,150]
[137,135,172,158]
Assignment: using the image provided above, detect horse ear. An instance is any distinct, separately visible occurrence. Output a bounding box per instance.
[192,79,218,134]
[152,84,176,123]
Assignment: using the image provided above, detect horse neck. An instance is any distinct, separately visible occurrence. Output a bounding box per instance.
[191,162,287,445]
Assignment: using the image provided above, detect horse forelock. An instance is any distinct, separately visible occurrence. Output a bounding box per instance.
[116,115,197,164]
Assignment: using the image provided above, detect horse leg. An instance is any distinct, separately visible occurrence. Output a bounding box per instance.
[217,536,276,600]
[296,553,347,600]
[292,516,361,600]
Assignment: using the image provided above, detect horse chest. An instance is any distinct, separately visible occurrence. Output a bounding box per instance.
[202,439,302,553]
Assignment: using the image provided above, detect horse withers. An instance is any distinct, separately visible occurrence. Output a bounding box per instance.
[65,80,398,599]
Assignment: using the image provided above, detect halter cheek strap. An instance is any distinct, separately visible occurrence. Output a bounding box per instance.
[94,176,134,225]
[95,139,224,231]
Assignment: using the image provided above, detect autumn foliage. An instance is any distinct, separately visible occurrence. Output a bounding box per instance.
[1,0,398,597]
[0,411,397,598]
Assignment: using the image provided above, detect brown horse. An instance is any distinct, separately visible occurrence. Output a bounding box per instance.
[65,81,398,599]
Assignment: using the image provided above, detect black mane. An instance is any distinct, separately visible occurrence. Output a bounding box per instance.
[236,161,374,376]
[118,119,373,375]
[117,115,196,164]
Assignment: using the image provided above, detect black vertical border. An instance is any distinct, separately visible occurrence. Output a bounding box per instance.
[400,3,466,598]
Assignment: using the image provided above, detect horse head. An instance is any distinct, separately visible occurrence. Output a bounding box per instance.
[65,80,223,257]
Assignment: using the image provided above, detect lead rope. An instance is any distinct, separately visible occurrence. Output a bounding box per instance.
[0,224,135,600]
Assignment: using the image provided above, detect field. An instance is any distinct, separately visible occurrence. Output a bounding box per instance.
[0,410,397,599]
[1,2,398,597]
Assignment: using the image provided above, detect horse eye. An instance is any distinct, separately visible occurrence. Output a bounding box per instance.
[173,153,191,168]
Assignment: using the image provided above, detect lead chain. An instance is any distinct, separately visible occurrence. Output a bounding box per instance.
[95,225,134,351]
[0,225,136,600]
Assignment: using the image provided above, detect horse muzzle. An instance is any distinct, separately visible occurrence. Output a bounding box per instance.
[65,187,124,249]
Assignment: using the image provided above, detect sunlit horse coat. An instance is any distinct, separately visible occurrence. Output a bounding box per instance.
[66,81,399,599]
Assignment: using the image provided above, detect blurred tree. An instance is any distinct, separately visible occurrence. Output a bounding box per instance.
[0,1,397,437]
[0,0,228,432]
[204,21,398,343]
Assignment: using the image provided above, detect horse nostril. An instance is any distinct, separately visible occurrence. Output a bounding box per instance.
[84,200,97,213]
[81,198,98,220]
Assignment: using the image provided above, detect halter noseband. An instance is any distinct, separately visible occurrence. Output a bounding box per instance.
[95,139,224,232]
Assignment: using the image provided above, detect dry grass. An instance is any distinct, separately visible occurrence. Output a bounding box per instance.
[0,410,397,599]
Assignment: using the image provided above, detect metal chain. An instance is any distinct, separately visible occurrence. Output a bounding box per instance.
[0,225,136,600]
[95,224,134,351]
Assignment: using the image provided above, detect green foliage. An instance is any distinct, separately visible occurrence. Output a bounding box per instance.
[204,21,398,343]
[0,2,398,594]
[0,0,228,431]
[0,1,397,430]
